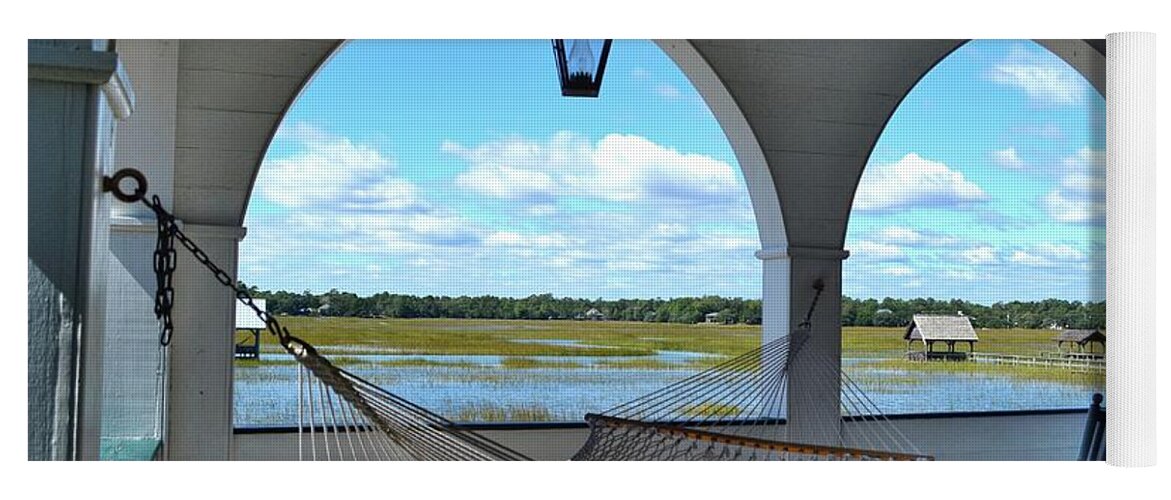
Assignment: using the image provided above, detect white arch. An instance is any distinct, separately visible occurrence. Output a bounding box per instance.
[654,40,787,254]
[655,40,791,350]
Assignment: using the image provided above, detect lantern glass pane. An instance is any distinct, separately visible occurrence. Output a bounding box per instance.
[566,39,604,86]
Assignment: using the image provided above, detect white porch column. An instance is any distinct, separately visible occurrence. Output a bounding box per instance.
[100,40,179,458]
[756,247,792,347]
[784,246,848,446]
[755,247,791,420]
[166,223,246,460]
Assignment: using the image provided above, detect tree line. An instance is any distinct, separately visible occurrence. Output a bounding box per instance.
[242,284,1105,329]
[841,296,1105,330]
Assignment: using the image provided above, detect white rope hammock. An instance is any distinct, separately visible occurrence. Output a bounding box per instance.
[571,328,930,460]
[286,336,530,461]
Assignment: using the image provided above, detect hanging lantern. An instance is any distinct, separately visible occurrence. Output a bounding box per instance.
[552,39,612,97]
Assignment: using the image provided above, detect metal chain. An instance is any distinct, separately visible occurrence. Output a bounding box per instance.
[149,195,177,345]
[106,169,290,347]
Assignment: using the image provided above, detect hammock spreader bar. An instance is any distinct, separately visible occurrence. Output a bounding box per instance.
[582,414,931,461]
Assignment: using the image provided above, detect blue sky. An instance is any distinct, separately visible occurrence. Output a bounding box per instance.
[241,39,1105,304]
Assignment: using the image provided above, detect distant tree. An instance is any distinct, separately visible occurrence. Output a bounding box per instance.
[239,287,1105,329]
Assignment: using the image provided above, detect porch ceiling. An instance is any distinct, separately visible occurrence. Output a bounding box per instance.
[172,39,342,226]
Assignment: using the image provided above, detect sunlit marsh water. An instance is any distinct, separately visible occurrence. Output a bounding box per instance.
[234,350,1101,427]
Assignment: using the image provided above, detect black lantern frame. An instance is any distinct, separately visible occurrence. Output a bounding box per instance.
[552,39,613,98]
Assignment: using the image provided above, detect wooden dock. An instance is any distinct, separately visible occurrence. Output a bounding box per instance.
[968,352,1105,372]
[905,351,969,362]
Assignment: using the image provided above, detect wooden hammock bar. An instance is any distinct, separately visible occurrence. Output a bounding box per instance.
[585,414,933,461]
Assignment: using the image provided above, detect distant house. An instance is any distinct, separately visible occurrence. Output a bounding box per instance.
[1054,329,1106,355]
[704,312,721,324]
[904,314,978,360]
[584,308,607,321]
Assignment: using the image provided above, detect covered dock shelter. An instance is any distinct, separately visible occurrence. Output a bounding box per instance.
[904,315,979,360]
[1055,329,1107,355]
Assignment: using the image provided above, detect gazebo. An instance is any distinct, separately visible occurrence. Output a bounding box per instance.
[904,315,979,360]
[1054,329,1106,355]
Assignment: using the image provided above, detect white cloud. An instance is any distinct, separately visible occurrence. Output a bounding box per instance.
[875,226,960,247]
[878,227,923,245]
[258,124,426,214]
[989,45,1087,106]
[1062,146,1106,170]
[945,269,978,281]
[525,204,558,217]
[991,148,1027,169]
[1012,122,1065,140]
[882,265,916,277]
[1061,173,1104,192]
[960,246,998,265]
[455,164,558,202]
[445,132,743,206]
[1010,250,1052,267]
[851,240,904,260]
[854,153,987,211]
[1044,188,1102,223]
[1036,242,1086,262]
[486,231,572,249]
[655,83,683,99]
[1044,147,1105,223]
[651,223,692,241]
[345,179,424,212]
[589,134,741,203]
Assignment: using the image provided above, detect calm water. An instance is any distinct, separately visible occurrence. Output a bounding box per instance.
[233,351,1102,427]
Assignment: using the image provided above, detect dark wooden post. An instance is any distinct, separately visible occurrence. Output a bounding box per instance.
[1078,393,1106,461]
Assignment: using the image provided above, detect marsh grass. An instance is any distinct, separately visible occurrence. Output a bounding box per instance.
[501,357,584,369]
[236,318,1102,386]
[454,403,554,422]
[253,317,759,357]
[841,327,1074,358]
[858,359,1105,387]
[593,357,676,370]
[374,357,481,368]
[679,403,742,418]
